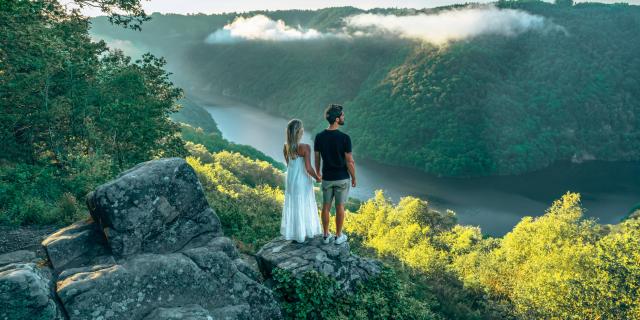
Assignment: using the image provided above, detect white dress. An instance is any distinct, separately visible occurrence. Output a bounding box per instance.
[280,155,322,243]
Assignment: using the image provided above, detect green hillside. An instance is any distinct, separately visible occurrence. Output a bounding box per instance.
[90,2,640,177]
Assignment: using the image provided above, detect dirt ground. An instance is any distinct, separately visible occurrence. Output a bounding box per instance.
[0,225,60,258]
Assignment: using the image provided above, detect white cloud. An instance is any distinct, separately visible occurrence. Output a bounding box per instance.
[344,6,558,44]
[205,7,563,45]
[205,15,324,43]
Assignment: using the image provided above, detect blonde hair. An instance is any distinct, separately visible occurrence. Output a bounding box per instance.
[285,119,304,160]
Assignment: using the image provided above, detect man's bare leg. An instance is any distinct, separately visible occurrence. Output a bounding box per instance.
[321,203,332,236]
[335,204,345,237]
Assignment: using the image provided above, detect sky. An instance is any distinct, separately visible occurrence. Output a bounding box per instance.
[74,0,639,17]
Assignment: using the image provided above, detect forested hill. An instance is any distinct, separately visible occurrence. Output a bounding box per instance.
[90,1,640,177]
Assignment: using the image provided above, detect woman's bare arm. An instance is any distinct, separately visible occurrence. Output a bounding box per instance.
[283,145,288,166]
[303,145,321,182]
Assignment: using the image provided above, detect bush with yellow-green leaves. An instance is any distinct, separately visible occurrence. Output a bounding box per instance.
[346,191,640,320]
[186,142,284,253]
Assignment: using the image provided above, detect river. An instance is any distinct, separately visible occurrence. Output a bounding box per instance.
[204,102,640,236]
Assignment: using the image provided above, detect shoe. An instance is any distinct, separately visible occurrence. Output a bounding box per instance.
[323,233,335,244]
[334,234,348,245]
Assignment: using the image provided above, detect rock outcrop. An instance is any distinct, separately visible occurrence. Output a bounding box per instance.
[55,246,276,320]
[0,157,386,320]
[86,158,222,258]
[0,157,282,320]
[256,236,382,291]
[0,262,64,320]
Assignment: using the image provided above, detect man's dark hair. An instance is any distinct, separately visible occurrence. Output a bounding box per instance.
[325,104,343,124]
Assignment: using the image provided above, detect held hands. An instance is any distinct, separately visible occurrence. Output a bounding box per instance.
[315,173,322,183]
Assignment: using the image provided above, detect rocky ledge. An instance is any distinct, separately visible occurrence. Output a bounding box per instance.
[257,236,382,291]
[1,158,280,320]
[0,157,383,320]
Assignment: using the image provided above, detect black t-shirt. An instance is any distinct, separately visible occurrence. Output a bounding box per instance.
[314,129,352,181]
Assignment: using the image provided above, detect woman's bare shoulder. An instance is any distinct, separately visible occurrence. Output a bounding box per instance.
[297,143,311,155]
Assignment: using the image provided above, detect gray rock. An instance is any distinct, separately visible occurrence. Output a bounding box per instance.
[234,255,262,282]
[57,248,280,320]
[144,304,252,320]
[57,262,118,281]
[86,157,222,257]
[143,305,213,319]
[41,219,112,274]
[0,250,36,267]
[256,236,382,291]
[210,305,251,319]
[0,263,63,320]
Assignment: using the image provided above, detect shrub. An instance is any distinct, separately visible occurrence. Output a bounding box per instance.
[271,267,438,320]
[186,155,284,252]
[0,154,110,226]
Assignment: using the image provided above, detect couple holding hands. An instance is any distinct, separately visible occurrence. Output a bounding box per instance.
[281,104,356,245]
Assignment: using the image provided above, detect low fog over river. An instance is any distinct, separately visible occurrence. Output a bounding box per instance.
[204,100,640,236]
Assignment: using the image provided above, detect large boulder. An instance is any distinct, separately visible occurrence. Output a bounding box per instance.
[0,263,63,320]
[86,157,222,257]
[56,240,279,320]
[37,157,281,320]
[256,236,382,291]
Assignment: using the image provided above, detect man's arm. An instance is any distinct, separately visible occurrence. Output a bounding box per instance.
[345,152,356,187]
[344,134,355,187]
[314,151,322,179]
[313,134,322,179]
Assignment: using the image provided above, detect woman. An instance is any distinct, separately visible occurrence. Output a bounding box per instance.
[281,119,323,243]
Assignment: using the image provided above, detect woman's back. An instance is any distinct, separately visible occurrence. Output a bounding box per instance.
[285,149,312,195]
[281,144,321,243]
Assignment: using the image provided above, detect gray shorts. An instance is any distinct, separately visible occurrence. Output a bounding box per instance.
[321,178,350,206]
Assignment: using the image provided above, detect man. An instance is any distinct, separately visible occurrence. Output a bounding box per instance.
[314,104,356,245]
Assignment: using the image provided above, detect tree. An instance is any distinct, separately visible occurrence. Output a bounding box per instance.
[92,51,186,170]
[72,0,150,30]
[0,0,186,224]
